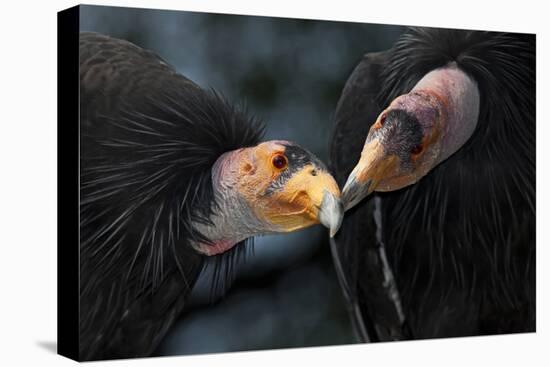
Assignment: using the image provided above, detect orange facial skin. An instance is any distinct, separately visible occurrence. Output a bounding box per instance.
[230,141,342,232]
[194,140,344,256]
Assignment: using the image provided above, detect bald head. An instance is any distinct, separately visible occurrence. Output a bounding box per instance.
[193,140,343,255]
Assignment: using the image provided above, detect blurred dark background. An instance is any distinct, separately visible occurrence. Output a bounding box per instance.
[80,5,405,356]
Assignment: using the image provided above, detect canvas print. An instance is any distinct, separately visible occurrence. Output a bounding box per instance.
[57,4,535,361]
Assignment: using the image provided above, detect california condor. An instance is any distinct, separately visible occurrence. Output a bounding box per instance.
[330,28,535,341]
[79,32,343,360]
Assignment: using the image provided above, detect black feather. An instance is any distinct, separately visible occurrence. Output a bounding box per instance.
[79,32,264,360]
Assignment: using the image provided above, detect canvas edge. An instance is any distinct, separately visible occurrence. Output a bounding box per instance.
[57,4,80,362]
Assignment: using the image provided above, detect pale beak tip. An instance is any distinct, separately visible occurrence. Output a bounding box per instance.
[319,190,344,237]
[341,175,372,211]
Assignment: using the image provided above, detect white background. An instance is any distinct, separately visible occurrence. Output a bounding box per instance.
[0,0,548,365]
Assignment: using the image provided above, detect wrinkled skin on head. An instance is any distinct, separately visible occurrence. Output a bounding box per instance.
[342,65,480,211]
[195,140,343,255]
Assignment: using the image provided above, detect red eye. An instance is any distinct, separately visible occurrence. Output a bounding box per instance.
[272,154,288,169]
[379,113,387,126]
[411,144,423,155]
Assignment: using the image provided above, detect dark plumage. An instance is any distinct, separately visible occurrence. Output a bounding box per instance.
[79,32,345,360]
[79,32,263,360]
[330,28,535,341]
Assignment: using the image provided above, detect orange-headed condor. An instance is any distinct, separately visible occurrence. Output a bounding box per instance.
[79,32,343,360]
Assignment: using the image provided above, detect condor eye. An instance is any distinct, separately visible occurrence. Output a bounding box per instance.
[272,154,288,169]
[379,113,387,126]
[411,144,424,155]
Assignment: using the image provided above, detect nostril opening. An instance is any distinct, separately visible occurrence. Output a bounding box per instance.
[311,169,317,176]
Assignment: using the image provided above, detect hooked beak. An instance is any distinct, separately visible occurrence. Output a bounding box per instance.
[261,166,344,236]
[341,174,373,212]
[318,190,344,237]
[341,138,399,211]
